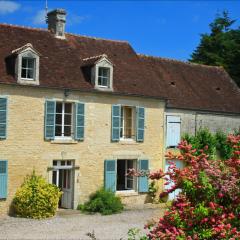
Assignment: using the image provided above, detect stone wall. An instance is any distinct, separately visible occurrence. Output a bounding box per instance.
[0,84,165,216]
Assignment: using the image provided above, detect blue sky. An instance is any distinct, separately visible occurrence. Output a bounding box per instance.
[0,0,239,60]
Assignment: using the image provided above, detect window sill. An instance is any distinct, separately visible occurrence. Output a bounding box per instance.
[116,190,138,197]
[94,86,113,92]
[50,139,78,144]
[119,139,137,145]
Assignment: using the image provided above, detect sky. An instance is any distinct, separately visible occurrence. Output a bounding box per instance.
[0,0,239,60]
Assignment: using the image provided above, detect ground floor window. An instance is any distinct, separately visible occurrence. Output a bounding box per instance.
[117,159,137,191]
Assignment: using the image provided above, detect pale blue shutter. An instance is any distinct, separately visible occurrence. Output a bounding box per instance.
[104,160,116,192]
[0,98,7,139]
[112,105,121,142]
[136,107,145,142]
[75,102,85,141]
[0,160,8,199]
[138,159,149,193]
[166,116,181,147]
[45,100,56,140]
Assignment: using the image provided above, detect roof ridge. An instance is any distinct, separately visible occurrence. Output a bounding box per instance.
[66,32,129,44]
[0,23,48,32]
[138,53,222,70]
[0,23,130,44]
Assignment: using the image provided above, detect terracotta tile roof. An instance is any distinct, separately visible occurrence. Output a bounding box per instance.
[0,23,239,113]
[138,54,240,113]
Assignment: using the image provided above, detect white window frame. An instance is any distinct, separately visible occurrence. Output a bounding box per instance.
[55,102,73,140]
[120,106,136,140]
[92,57,113,91]
[21,57,36,80]
[15,46,40,85]
[98,67,110,88]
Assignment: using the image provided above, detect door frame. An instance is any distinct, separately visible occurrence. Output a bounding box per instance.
[52,160,75,209]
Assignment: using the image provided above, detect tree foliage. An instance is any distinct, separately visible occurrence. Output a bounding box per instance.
[190,11,240,87]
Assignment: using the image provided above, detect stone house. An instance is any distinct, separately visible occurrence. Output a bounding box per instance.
[0,9,239,215]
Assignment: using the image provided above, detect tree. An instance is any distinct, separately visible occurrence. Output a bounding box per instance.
[189,11,240,87]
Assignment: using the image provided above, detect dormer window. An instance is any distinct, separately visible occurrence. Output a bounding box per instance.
[12,43,40,85]
[98,67,110,87]
[83,54,113,91]
[21,57,35,80]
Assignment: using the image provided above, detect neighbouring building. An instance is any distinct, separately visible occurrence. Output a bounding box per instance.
[0,9,239,215]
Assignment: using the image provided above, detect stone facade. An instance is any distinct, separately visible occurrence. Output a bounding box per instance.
[0,84,165,216]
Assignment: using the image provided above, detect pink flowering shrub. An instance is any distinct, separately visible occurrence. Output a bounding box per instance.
[136,135,240,239]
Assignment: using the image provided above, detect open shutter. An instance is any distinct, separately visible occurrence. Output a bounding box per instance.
[0,160,8,199]
[104,160,116,192]
[75,102,85,141]
[45,100,56,140]
[0,98,7,139]
[111,105,121,142]
[166,116,181,147]
[136,107,145,142]
[138,159,149,193]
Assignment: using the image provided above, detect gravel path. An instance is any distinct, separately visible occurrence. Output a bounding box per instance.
[0,208,164,240]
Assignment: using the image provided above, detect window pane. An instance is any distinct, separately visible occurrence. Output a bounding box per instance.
[28,58,35,69]
[53,160,57,166]
[102,78,108,87]
[65,103,72,114]
[56,103,62,113]
[21,68,27,78]
[64,114,72,125]
[64,126,71,136]
[27,69,34,79]
[22,58,27,68]
[55,125,62,136]
[55,114,62,125]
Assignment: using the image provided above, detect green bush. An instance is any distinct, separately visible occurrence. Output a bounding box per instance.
[78,188,124,215]
[215,130,232,159]
[13,171,62,219]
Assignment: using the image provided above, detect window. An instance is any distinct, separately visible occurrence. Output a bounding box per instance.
[120,106,135,139]
[98,67,110,87]
[166,116,181,147]
[21,57,35,80]
[55,102,73,138]
[117,160,137,191]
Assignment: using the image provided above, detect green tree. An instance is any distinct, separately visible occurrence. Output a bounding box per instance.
[189,11,240,87]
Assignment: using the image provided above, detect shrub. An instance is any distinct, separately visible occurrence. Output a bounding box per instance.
[215,130,232,159]
[78,188,123,215]
[130,134,240,239]
[13,171,62,219]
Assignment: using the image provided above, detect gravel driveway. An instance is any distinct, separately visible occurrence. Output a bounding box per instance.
[0,208,164,240]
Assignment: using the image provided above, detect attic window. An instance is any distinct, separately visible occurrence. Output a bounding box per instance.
[12,43,40,86]
[21,57,35,80]
[98,67,110,87]
[170,81,176,86]
[216,87,221,91]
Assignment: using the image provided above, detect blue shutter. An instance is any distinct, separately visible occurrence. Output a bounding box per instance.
[111,105,121,142]
[75,102,85,141]
[136,107,145,142]
[166,116,181,147]
[104,160,116,192]
[0,160,8,199]
[0,98,7,139]
[45,100,56,140]
[138,159,149,193]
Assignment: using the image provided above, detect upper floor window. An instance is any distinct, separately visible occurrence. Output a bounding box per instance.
[120,106,136,140]
[21,57,35,80]
[11,43,40,85]
[166,115,181,148]
[83,54,113,91]
[55,102,73,138]
[98,67,110,87]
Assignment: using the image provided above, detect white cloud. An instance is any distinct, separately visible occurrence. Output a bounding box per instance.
[0,0,20,15]
[32,9,46,25]
[68,14,90,26]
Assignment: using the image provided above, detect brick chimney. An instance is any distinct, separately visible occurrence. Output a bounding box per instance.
[46,9,66,39]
